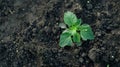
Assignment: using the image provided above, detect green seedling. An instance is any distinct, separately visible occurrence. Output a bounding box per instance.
[59,11,94,47]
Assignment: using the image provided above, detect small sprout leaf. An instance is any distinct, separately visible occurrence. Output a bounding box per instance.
[76,18,82,25]
[73,32,80,42]
[80,24,94,40]
[59,32,73,47]
[64,11,77,26]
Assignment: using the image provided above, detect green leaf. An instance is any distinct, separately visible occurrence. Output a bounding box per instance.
[63,28,76,36]
[80,24,94,40]
[73,32,80,42]
[64,11,78,26]
[76,18,82,25]
[59,32,73,47]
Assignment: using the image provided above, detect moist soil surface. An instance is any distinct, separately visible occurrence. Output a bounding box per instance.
[0,0,120,67]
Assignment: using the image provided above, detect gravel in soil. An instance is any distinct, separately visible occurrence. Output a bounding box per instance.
[0,0,120,67]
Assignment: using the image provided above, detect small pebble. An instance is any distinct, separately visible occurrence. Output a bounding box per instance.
[87,3,93,9]
[79,58,84,63]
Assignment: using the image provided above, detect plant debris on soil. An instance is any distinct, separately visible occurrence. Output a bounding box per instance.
[0,0,120,67]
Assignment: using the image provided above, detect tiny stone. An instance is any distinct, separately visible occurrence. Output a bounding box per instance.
[79,58,84,63]
[98,33,101,37]
[75,55,79,58]
[101,47,105,50]
[13,41,16,44]
[74,49,79,54]
[82,53,86,57]
[32,28,37,32]
[59,23,66,29]
[111,56,114,58]
[16,50,18,52]
[58,49,63,53]
[1,40,3,42]
[86,60,89,63]
[97,12,101,17]
[22,8,25,10]
[86,3,93,9]
[87,1,90,3]
[65,2,72,8]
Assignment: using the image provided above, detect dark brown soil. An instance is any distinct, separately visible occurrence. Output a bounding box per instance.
[0,0,120,67]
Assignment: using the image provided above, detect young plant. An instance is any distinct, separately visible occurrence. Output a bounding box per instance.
[59,11,94,47]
